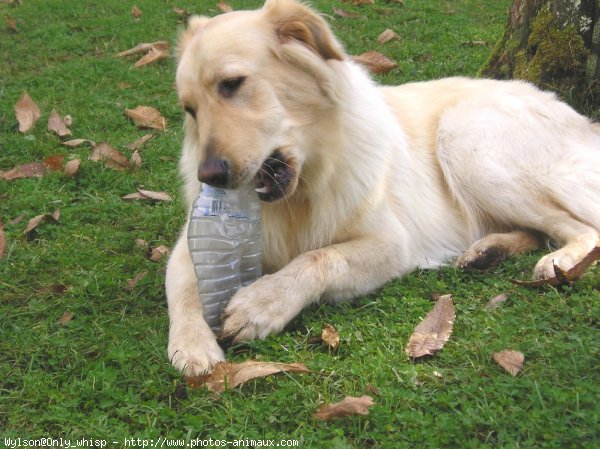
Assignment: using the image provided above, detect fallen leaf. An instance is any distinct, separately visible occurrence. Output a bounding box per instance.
[485,293,508,310]
[377,29,399,44]
[122,189,173,202]
[23,209,60,235]
[130,150,142,169]
[14,92,41,133]
[365,383,381,396]
[322,324,340,350]
[352,51,398,74]
[512,247,600,287]
[149,244,170,261]
[493,350,524,376]
[47,110,72,137]
[126,134,154,151]
[37,284,67,295]
[61,138,96,148]
[0,162,46,181]
[124,106,166,130]
[6,14,18,32]
[463,40,487,46]
[117,41,169,57]
[126,270,148,290]
[333,8,359,18]
[42,154,66,171]
[314,395,374,420]
[217,1,233,13]
[406,294,455,359]
[135,238,149,249]
[186,361,310,393]
[64,158,81,177]
[134,46,169,68]
[131,5,142,19]
[173,7,190,16]
[89,142,129,171]
[0,218,5,258]
[57,311,74,326]
[9,213,26,225]
[352,0,374,5]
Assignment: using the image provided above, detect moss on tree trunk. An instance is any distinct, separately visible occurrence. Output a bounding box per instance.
[480,0,599,118]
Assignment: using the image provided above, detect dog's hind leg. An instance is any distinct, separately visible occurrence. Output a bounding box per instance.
[457,230,543,270]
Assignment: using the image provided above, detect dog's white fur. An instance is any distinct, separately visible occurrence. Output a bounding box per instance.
[166,0,600,375]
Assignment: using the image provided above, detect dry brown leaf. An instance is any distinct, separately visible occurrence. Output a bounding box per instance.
[0,162,46,181]
[406,294,455,359]
[322,324,340,350]
[126,134,154,151]
[6,14,18,32]
[485,293,508,310]
[352,51,397,74]
[365,383,381,396]
[117,41,169,58]
[333,8,360,18]
[134,46,169,68]
[61,138,96,148]
[130,150,142,169]
[217,1,233,13]
[186,361,310,393]
[124,106,166,131]
[126,270,148,290]
[314,395,374,420]
[173,7,190,16]
[9,213,26,225]
[14,92,41,133]
[149,244,170,261]
[463,40,487,46]
[353,0,374,5]
[135,238,149,249]
[131,5,142,19]
[493,350,524,376]
[57,311,74,326]
[89,142,129,171]
[512,247,600,287]
[42,154,66,171]
[0,218,5,258]
[377,29,399,44]
[47,110,72,137]
[23,209,60,235]
[64,159,81,177]
[122,189,173,202]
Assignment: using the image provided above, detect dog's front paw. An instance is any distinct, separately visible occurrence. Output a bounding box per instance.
[221,274,304,342]
[168,318,225,376]
[533,250,577,280]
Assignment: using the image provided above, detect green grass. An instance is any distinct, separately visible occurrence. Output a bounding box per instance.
[1,0,599,448]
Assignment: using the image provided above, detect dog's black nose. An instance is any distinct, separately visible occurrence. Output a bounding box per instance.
[197,158,230,188]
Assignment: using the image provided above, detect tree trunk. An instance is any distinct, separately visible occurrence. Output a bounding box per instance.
[481,0,599,118]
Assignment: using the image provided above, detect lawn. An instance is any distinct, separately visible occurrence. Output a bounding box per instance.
[1,0,599,448]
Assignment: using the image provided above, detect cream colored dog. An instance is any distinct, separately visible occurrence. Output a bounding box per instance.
[166,0,600,375]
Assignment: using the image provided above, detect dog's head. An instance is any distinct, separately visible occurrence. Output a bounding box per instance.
[176,0,345,202]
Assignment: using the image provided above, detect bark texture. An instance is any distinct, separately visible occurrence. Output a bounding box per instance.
[481,0,599,118]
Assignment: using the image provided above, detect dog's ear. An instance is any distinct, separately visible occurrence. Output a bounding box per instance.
[263,0,344,61]
[176,15,210,60]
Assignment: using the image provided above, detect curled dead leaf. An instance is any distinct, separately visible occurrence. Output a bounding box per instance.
[126,270,148,290]
[42,154,66,171]
[57,311,74,326]
[134,46,169,68]
[23,209,60,235]
[173,7,190,17]
[406,294,455,359]
[149,244,170,262]
[314,395,375,420]
[333,8,359,18]
[186,361,310,393]
[126,134,154,151]
[124,106,166,131]
[377,29,399,44]
[89,142,129,171]
[122,189,173,202]
[48,110,72,137]
[0,162,46,181]
[130,150,142,169]
[117,41,169,57]
[217,1,233,13]
[6,14,18,32]
[493,350,524,376]
[64,158,81,177]
[322,324,340,350]
[485,293,508,310]
[61,138,96,148]
[14,92,41,133]
[352,51,398,74]
[353,0,374,5]
[512,247,600,287]
[131,5,142,19]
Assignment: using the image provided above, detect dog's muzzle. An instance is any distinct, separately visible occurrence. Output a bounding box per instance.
[254,150,295,202]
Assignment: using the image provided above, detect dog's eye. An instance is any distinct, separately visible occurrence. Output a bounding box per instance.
[184,106,196,119]
[218,76,246,98]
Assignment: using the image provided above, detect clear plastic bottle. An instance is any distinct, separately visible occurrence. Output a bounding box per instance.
[187,184,262,334]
